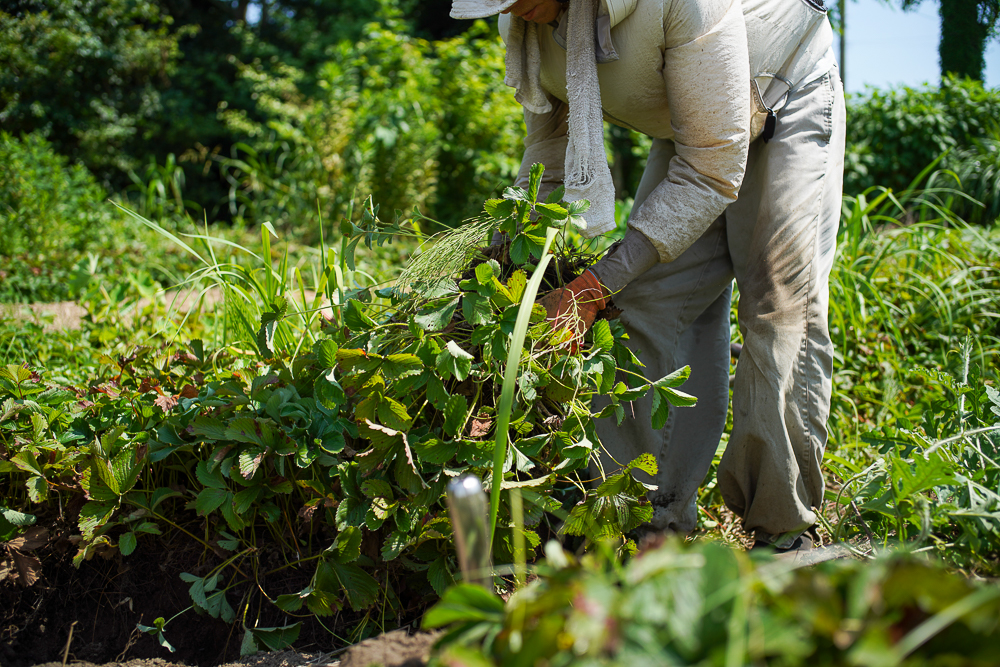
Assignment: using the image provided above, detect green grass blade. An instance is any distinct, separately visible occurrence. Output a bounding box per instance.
[489,225,559,546]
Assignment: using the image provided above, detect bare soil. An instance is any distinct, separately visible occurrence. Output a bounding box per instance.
[0,513,435,667]
[1,288,332,332]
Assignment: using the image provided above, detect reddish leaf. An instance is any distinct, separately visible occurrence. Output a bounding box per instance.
[11,551,42,586]
[154,395,179,413]
[138,378,158,393]
[179,385,199,399]
[8,527,49,551]
[469,418,492,438]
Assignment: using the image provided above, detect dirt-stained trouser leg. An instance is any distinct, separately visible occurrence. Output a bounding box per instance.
[593,138,734,534]
[718,67,847,546]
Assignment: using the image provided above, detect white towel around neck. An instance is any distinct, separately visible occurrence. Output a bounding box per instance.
[504,0,618,238]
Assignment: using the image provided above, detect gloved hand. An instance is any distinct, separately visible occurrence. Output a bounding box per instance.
[537,269,607,338]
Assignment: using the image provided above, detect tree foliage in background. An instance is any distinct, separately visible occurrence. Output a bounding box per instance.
[844,75,1000,206]
[897,0,1000,81]
[0,0,184,186]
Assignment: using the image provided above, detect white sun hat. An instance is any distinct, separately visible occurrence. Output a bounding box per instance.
[450,0,519,19]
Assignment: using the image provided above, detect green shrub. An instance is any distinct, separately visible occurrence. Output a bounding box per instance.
[0,0,183,182]
[947,129,1000,225]
[845,76,1000,197]
[0,131,113,257]
[181,20,522,235]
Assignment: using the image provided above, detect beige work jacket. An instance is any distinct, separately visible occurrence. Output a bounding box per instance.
[500,0,835,262]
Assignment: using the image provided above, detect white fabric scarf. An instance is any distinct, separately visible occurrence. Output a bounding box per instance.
[504,0,617,238]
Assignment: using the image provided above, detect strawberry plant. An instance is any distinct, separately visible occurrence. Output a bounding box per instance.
[0,164,693,653]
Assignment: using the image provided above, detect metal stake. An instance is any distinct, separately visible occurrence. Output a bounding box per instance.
[446,475,491,587]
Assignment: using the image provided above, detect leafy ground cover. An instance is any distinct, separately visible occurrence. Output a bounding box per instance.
[0,166,688,664]
[426,538,1000,667]
[2,165,1000,666]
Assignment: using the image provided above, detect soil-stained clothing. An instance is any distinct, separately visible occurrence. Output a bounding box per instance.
[499,0,845,544]
[501,0,835,261]
[593,70,846,544]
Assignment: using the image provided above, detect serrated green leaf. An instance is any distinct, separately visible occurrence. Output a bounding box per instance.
[257,319,277,358]
[330,561,380,611]
[328,526,362,563]
[119,531,137,556]
[427,557,455,597]
[315,371,347,410]
[79,500,116,539]
[415,297,460,332]
[274,588,308,613]
[412,438,459,465]
[506,270,527,304]
[344,300,375,331]
[504,185,530,202]
[381,529,410,561]
[651,389,670,431]
[195,461,227,489]
[226,417,265,445]
[656,384,697,408]
[110,448,140,496]
[240,628,257,656]
[437,341,474,382]
[625,453,658,477]
[233,487,261,514]
[26,475,47,503]
[591,319,614,352]
[12,451,43,476]
[314,339,339,369]
[443,394,469,438]
[238,448,265,479]
[462,293,492,326]
[527,163,544,202]
[192,417,229,441]
[535,202,568,220]
[30,412,46,443]
[360,479,393,498]
[653,365,692,389]
[250,623,301,652]
[475,262,495,285]
[484,198,516,220]
[195,488,229,516]
[426,375,450,409]
[135,521,161,535]
[382,354,423,380]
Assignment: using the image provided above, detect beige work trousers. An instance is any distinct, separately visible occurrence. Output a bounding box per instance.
[594,66,846,545]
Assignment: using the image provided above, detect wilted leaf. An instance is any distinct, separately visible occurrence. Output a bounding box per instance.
[154,394,178,413]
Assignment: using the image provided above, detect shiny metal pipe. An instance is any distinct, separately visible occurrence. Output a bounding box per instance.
[446,475,491,587]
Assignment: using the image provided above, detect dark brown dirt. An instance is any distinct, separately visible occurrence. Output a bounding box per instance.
[1,499,438,667]
[0,512,343,667]
[338,630,439,667]
[26,649,325,667]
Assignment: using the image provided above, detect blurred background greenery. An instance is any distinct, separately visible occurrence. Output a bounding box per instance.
[2,0,999,292]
